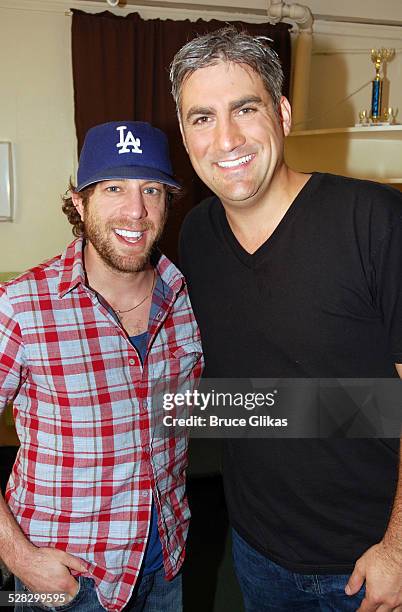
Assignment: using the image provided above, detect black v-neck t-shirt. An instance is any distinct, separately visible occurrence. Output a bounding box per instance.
[179,173,402,573]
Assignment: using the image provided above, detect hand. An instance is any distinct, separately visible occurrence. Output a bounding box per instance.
[13,546,86,600]
[345,541,402,611]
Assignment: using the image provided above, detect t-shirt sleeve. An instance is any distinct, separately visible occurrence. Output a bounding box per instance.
[371,201,402,363]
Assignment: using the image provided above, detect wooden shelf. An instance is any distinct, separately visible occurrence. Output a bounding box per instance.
[371,177,402,184]
[290,126,402,138]
[285,126,402,184]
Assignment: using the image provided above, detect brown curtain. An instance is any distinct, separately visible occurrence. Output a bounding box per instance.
[71,10,291,262]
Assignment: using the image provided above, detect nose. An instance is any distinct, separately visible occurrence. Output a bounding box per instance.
[122,187,147,220]
[214,116,246,153]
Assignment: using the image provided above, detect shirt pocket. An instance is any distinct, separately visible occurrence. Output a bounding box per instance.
[169,340,203,373]
[147,339,203,396]
[147,340,202,440]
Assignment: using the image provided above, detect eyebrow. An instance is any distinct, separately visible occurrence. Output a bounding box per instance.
[229,95,264,111]
[185,105,214,122]
[185,95,264,123]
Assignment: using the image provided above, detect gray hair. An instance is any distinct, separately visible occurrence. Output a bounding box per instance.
[170,26,284,115]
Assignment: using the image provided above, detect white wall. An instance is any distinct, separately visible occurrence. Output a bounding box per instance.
[296,0,402,21]
[0,0,401,272]
[0,1,76,272]
[307,20,402,130]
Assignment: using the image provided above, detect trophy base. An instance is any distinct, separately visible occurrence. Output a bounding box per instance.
[355,120,399,127]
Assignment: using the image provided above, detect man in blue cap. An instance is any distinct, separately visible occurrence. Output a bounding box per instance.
[0,121,203,611]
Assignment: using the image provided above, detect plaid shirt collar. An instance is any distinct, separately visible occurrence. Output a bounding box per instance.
[57,238,184,298]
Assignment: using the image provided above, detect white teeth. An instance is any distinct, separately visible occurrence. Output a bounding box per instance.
[217,154,253,168]
[115,229,143,239]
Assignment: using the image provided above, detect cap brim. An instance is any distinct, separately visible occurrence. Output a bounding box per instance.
[76,165,182,191]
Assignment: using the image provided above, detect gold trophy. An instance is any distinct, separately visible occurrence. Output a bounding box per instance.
[370,48,395,122]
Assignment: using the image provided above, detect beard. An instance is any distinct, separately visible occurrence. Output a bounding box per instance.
[84,210,167,274]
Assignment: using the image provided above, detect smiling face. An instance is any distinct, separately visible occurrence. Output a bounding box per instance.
[180,61,291,211]
[73,179,167,273]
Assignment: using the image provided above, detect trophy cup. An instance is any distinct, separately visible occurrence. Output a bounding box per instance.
[370,48,395,122]
[357,109,369,126]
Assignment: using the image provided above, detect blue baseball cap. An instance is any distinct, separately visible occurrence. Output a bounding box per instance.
[76,121,181,191]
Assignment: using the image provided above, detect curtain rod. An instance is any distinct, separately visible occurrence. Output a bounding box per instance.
[64,3,402,28]
[64,1,312,30]
[64,2,269,17]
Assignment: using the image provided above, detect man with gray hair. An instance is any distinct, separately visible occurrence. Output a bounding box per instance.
[170,26,402,611]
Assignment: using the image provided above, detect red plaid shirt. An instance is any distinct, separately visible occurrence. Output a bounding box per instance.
[0,238,203,611]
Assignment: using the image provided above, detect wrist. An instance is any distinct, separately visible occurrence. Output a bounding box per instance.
[4,539,37,575]
[381,535,402,565]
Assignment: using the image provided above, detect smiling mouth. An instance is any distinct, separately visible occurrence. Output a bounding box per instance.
[216,154,254,169]
[114,228,145,243]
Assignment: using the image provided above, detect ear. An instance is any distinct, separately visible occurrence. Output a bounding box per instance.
[279,96,292,137]
[71,192,85,221]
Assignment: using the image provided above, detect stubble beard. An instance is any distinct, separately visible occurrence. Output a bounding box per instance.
[84,211,167,274]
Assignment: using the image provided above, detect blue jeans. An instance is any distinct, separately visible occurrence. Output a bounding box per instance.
[232,529,365,611]
[14,568,182,612]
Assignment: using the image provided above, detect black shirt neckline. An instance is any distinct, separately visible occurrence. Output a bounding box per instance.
[216,172,323,268]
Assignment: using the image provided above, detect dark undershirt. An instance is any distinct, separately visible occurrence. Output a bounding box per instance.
[129,332,163,576]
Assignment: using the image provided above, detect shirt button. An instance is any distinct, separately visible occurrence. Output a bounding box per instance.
[129,358,135,365]
[141,491,149,498]
[144,444,150,453]
[156,312,162,320]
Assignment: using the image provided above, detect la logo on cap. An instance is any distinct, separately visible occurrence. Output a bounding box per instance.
[116,125,143,155]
